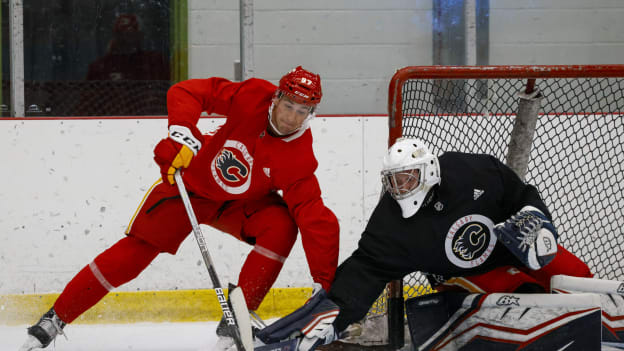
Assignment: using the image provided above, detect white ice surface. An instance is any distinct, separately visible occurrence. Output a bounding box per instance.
[3,321,621,351]
[1,321,222,351]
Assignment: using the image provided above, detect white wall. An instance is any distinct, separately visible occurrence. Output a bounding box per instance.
[188,0,433,114]
[3,0,624,295]
[0,116,388,294]
[188,0,624,114]
[490,1,624,65]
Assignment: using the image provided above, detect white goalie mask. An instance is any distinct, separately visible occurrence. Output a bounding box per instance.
[381,138,441,218]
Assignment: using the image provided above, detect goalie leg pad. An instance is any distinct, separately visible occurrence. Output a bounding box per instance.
[551,275,624,346]
[528,245,592,291]
[407,291,602,351]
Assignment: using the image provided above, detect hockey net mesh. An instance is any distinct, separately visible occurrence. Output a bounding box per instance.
[364,66,624,344]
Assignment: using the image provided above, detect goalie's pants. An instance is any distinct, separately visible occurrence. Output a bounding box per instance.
[54,181,297,323]
[436,245,592,293]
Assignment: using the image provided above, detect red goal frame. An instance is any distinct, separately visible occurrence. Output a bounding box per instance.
[388,64,624,145]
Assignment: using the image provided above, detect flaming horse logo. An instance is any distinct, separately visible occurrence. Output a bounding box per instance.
[211,140,254,195]
[445,214,496,268]
[453,223,488,261]
[215,149,248,182]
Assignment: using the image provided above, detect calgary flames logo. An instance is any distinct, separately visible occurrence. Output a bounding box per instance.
[211,140,253,194]
[453,223,488,261]
[445,214,497,269]
[215,150,248,182]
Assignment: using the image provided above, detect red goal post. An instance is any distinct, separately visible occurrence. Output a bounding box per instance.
[378,65,624,349]
[388,64,624,144]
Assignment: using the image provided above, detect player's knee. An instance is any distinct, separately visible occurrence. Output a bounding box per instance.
[257,225,297,258]
[245,206,298,253]
[552,246,593,278]
[570,260,593,278]
[93,236,160,287]
[276,217,298,249]
[268,206,298,237]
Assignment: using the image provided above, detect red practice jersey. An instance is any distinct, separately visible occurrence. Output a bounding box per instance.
[166,77,340,289]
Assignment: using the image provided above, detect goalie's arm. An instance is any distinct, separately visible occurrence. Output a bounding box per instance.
[328,249,408,333]
[491,157,559,270]
[492,154,552,219]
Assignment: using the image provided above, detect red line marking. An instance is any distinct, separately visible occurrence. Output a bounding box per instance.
[0,114,388,121]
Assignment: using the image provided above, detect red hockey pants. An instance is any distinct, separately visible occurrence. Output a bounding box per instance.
[54,181,297,323]
[436,245,593,293]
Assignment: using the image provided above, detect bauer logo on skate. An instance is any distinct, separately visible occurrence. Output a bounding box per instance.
[445,214,496,269]
[618,283,624,294]
[211,140,254,194]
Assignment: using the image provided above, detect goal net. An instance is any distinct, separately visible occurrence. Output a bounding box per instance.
[356,65,624,349]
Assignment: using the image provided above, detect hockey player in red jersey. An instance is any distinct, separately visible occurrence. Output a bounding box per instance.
[21,66,340,350]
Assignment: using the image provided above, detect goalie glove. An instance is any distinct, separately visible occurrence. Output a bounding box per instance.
[153,125,202,185]
[494,206,558,270]
[255,288,340,351]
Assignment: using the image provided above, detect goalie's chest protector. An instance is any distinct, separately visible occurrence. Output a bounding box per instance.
[364,152,525,278]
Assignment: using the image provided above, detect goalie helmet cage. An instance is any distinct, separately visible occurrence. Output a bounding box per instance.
[376,64,624,349]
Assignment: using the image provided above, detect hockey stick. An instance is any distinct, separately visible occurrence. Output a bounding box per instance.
[174,170,253,351]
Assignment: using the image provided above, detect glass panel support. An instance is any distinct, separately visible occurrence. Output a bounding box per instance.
[9,0,24,117]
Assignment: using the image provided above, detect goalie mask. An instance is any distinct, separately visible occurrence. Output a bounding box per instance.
[382,138,441,218]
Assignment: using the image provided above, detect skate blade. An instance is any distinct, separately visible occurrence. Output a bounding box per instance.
[254,339,299,351]
[19,335,44,351]
[214,335,236,351]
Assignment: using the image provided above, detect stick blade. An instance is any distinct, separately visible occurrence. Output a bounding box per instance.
[229,285,254,351]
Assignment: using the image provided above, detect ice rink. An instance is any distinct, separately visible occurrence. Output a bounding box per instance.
[1,321,223,351]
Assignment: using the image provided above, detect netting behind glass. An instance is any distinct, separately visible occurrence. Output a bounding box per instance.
[369,73,624,317]
[17,80,171,117]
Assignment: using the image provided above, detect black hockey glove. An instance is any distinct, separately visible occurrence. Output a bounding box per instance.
[494,206,558,270]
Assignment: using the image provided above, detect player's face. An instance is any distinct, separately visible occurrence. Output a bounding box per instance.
[271,96,312,135]
[390,169,421,196]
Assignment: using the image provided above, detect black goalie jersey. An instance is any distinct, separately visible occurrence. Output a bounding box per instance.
[328,152,552,331]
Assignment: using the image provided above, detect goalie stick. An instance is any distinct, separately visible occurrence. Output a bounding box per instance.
[174,171,253,351]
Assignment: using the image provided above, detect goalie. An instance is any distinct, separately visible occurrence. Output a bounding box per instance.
[258,137,593,350]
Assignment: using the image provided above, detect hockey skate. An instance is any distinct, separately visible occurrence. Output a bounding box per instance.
[215,316,237,351]
[19,307,67,351]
